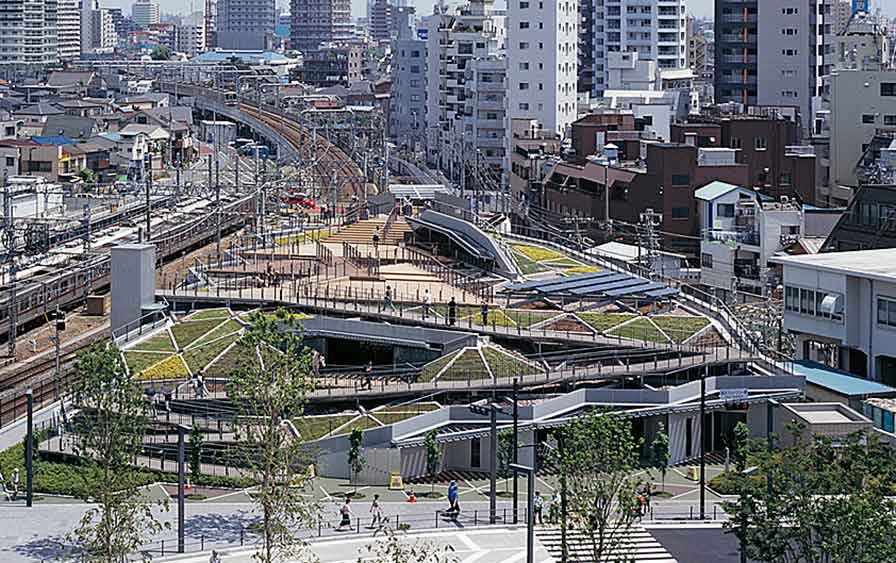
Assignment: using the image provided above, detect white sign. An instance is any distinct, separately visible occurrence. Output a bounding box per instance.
[719,388,748,402]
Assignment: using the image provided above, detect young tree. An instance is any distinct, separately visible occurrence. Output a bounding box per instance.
[548,411,643,563]
[732,421,750,472]
[67,344,168,561]
[724,422,896,563]
[648,423,670,493]
[423,429,441,497]
[348,427,366,495]
[358,527,457,563]
[189,422,203,481]
[226,310,318,563]
[496,429,514,493]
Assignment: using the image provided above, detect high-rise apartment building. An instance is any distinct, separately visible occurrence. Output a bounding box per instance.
[132,0,160,28]
[424,0,507,187]
[290,0,353,52]
[91,8,118,51]
[715,0,826,131]
[370,0,393,42]
[0,0,59,65]
[506,0,579,141]
[389,7,426,148]
[217,0,276,50]
[177,13,207,56]
[57,0,81,60]
[589,0,687,96]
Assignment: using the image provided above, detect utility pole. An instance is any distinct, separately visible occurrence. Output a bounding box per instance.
[25,389,33,507]
[53,307,63,400]
[700,365,707,520]
[83,202,92,303]
[512,379,519,525]
[3,175,17,357]
[145,165,152,240]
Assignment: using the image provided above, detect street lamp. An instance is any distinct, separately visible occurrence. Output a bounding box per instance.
[602,143,618,230]
[509,463,535,563]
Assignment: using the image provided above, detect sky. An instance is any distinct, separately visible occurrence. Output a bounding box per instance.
[102,0,894,20]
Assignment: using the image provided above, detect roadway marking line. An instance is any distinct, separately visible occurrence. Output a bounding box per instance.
[536,476,555,492]
[457,533,479,551]
[319,485,332,500]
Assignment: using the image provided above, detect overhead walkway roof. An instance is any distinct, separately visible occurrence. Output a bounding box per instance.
[504,271,679,300]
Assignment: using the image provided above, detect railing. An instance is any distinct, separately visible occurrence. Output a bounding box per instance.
[402,246,494,300]
[342,241,380,277]
[315,240,334,266]
[111,301,171,346]
[382,203,400,241]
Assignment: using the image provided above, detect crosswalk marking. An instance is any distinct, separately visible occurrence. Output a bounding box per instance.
[537,525,678,563]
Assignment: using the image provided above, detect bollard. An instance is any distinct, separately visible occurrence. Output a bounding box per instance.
[474,510,478,525]
[240,528,245,546]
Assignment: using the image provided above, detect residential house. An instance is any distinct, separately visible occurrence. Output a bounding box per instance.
[14,103,65,136]
[56,100,107,118]
[117,93,170,111]
[41,116,99,141]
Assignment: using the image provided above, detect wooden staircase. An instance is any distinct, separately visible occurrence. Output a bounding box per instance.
[326,218,411,246]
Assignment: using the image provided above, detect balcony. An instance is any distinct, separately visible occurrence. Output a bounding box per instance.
[704,229,760,247]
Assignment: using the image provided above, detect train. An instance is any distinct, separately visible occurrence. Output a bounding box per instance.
[0,194,256,341]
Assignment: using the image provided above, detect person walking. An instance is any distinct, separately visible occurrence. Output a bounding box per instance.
[337,497,353,531]
[422,288,432,319]
[208,550,221,563]
[533,491,545,525]
[447,480,459,519]
[448,296,457,326]
[370,493,384,528]
[480,300,489,326]
[383,285,396,312]
[364,361,373,391]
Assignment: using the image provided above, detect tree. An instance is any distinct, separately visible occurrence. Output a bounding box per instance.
[67,344,168,561]
[358,527,457,563]
[723,422,896,563]
[497,429,514,493]
[648,423,670,493]
[150,46,171,61]
[78,168,95,186]
[732,421,750,472]
[348,427,366,495]
[226,310,318,563]
[547,411,643,563]
[189,422,203,481]
[423,429,441,497]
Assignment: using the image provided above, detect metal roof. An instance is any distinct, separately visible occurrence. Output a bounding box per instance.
[694,181,748,201]
[795,360,896,398]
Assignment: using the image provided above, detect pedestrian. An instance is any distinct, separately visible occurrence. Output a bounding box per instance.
[370,493,383,528]
[364,361,373,391]
[209,550,221,563]
[312,349,322,378]
[338,497,353,531]
[636,493,647,521]
[448,296,457,326]
[533,491,544,525]
[372,226,380,249]
[11,468,19,501]
[480,300,489,326]
[447,480,460,518]
[423,288,432,319]
[383,285,396,312]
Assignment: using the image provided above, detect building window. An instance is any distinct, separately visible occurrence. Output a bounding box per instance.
[881,83,896,97]
[885,115,896,126]
[701,253,713,268]
[718,203,735,217]
[862,114,876,124]
[782,70,797,78]
[519,42,529,49]
[411,50,420,57]
[410,65,420,73]
[520,21,530,29]
[519,103,529,110]
[780,172,792,186]
[877,297,896,328]
[671,174,689,186]
[4,157,12,167]
[471,438,481,467]
[782,49,798,56]
[730,137,742,149]
[782,7,798,14]
[671,207,689,219]
[785,286,842,322]
[519,62,529,70]
[755,137,767,150]
[519,82,529,90]
[520,1,529,7]
[782,28,798,35]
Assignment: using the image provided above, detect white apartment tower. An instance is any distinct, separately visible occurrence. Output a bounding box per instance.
[506,0,579,141]
[132,0,160,28]
[591,0,687,96]
[0,0,59,65]
[424,0,507,189]
[57,0,81,60]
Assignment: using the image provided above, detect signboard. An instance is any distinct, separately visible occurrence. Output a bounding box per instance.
[719,388,749,402]
[417,28,429,40]
[389,472,404,490]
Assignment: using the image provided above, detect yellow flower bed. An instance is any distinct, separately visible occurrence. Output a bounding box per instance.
[565,265,600,275]
[135,354,190,381]
[512,245,566,262]
[275,230,332,247]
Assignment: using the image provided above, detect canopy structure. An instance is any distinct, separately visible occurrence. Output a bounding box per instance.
[504,270,678,300]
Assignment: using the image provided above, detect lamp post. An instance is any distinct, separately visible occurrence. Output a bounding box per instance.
[509,463,535,563]
[602,143,619,230]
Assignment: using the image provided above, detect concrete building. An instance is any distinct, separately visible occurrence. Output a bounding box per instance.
[505,0,578,141]
[57,0,81,61]
[0,0,59,66]
[772,248,896,384]
[589,0,687,97]
[176,16,207,56]
[389,8,426,150]
[289,0,353,52]
[715,0,825,133]
[424,0,506,189]
[821,184,896,252]
[132,0,160,28]
[295,43,362,87]
[217,0,276,51]
[91,8,118,52]
[507,117,562,218]
[369,0,393,42]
